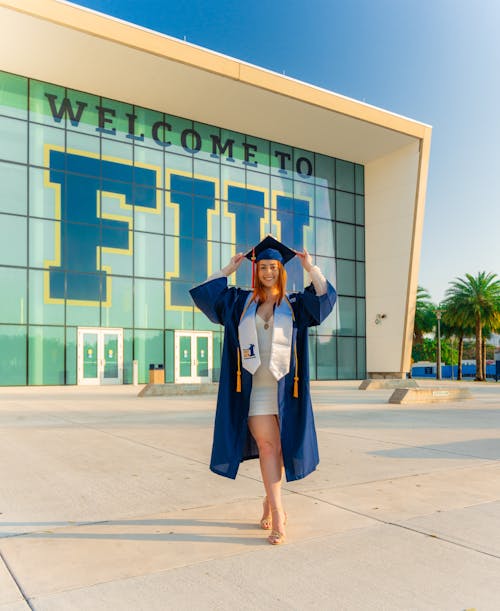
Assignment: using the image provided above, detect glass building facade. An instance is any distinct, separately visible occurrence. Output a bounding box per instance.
[0,69,366,386]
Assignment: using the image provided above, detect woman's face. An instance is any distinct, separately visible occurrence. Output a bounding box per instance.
[257,259,279,289]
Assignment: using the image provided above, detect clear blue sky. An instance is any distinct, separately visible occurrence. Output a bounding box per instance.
[71,0,500,304]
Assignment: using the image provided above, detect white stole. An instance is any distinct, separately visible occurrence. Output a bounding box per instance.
[238,294,293,381]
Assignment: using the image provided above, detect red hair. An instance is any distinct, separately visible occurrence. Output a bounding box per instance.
[252,260,287,305]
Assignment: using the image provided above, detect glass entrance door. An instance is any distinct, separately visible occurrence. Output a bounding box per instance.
[77,328,123,385]
[174,331,212,384]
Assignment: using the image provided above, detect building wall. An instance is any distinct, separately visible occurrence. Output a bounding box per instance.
[0,70,367,385]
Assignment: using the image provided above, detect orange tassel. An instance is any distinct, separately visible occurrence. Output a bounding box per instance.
[293,337,299,398]
[251,247,256,288]
[236,348,242,393]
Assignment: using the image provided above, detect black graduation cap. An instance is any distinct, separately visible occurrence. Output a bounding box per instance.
[245,234,296,265]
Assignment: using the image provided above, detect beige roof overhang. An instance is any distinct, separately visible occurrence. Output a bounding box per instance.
[0,0,430,164]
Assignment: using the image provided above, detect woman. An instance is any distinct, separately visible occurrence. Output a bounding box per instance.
[190,235,336,544]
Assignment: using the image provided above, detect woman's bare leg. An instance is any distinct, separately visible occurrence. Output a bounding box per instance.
[248,415,286,537]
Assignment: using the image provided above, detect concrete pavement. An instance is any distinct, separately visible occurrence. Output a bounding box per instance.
[1,380,500,610]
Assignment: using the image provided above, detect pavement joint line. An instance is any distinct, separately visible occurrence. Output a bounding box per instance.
[0,548,35,610]
[288,489,500,561]
[319,428,500,462]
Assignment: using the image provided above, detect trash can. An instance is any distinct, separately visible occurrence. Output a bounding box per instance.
[149,363,165,384]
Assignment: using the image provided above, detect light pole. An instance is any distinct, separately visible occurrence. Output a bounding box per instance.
[436,308,442,380]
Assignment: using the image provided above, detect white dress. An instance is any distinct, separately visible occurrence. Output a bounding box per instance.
[248,313,278,416]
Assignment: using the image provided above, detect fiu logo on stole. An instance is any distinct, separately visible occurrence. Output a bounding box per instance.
[242,344,256,360]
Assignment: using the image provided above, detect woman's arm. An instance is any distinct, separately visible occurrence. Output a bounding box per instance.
[295,249,327,295]
[189,253,246,324]
[202,252,245,283]
[293,248,336,327]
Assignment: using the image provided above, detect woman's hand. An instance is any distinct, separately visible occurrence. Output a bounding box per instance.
[295,248,314,272]
[221,252,245,276]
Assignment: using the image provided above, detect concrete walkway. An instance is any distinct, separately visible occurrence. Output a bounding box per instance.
[1,380,499,610]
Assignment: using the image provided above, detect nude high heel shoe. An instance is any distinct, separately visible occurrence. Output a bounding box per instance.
[268,508,287,545]
[260,497,272,530]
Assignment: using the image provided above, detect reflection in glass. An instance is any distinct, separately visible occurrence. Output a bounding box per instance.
[0,324,26,385]
[0,162,27,214]
[28,325,65,385]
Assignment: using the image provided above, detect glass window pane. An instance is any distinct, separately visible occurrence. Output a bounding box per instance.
[0,267,26,324]
[100,98,134,143]
[212,330,222,382]
[336,191,355,224]
[64,88,101,136]
[66,326,77,384]
[293,148,314,183]
[335,159,355,192]
[134,189,164,234]
[316,219,335,257]
[102,138,132,160]
[357,338,366,379]
[28,325,65,385]
[29,80,66,127]
[357,298,366,336]
[0,214,27,266]
[338,337,356,379]
[134,106,165,150]
[164,330,174,383]
[356,262,366,297]
[123,329,133,384]
[314,186,334,221]
[134,278,164,328]
[101,275,133,328]
[100,233,133,278]
[246,135,269,171]
[271,142,293,176]
[66,284,101,326]
[29,218,58,268]
[356,195,365,225]
[0,162,27,214]
[165,152,193,184]
[66,131,100,156]
[336,259,356,296]
[29,124,64,167]
[134,231,164,278]
[0,71,28,120]
[337,296,356,336]
[134,329,164,383]
[317,335,336,380]
[165,115,193,156]
[192,126,221,165]
[168,301,195,331]
[135,146,163,172]
[308,331,317,381]
[356,226,365,260]
[0,324,26,385]
[355,164,365,194]
[28,269,64,324]
[29,167,57,219]
[336,223,355,260]
[0,116,27,163]
[314,153,335,189]
[219,129,245,166]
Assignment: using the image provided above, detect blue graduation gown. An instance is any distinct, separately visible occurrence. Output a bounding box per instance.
[189,276,336,482]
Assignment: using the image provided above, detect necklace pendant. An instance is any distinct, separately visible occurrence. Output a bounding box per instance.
[264,323,269,330]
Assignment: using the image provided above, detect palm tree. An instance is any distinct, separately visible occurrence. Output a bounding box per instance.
[441,298,474,380]
[413,286,435,345]
[444,272,500,381]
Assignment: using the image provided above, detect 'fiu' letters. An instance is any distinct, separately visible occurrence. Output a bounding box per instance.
[47,151,310,308]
